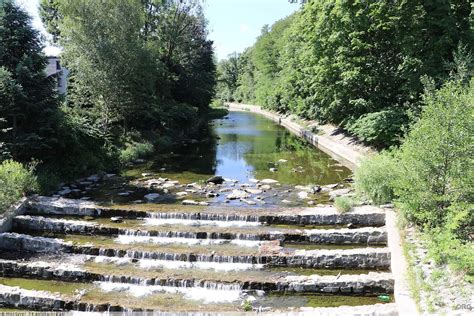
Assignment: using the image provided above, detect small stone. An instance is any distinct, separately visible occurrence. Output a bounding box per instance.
[117,192,130,196]
[245,188,263,195]
[307,200,315,205]
[260,179,279,184]
[141,173,153,177]
[227,190,250,200]
[182,200,199,205]
[298,191,309,199]
[278,159,288,163]
[176,192,188,197]
[242,199,257,205]
[110,217,123,223]
[260,185,271,191]
[144,193,160,201]
[282,199,292,204]
[198,202,210,206]
[269,168,278,172]
[347,223,358,229]
[87,175,100,182]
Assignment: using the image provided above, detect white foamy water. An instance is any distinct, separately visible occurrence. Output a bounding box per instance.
[88,256,263,272]
[138,259,264,272]
[96,282,242,303]
[143,218,260,228]
[114,235,261,248]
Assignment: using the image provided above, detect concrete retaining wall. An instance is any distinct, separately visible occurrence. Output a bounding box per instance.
[228,103,366,170]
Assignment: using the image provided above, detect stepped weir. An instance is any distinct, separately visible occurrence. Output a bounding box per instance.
[0,112,398,314]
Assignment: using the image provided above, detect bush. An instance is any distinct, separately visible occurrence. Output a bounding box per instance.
[394,78,473,228]
[347,109,407,148]
[355,152,399,205]
[425,204,473,278]
[119,141,154,165]
[0,160,38,213]
[334,196,355,213]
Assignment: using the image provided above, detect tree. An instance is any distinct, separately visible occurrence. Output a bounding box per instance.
[216,53,240,101]
[0,1,61,162]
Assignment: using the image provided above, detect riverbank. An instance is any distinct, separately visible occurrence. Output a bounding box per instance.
[227,102,419,315]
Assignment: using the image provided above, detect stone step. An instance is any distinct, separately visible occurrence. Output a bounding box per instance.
[0,233,391,269]
[13,215,387,245]
[0,259,394,294]
[0,283,398,314]
[0,283,126,312]
[27,196,386,226]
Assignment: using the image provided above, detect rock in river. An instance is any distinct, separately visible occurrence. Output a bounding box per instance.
[226,190,250,200]
[206,175,224,184]
[144,193,160,201]
[260,179,279,184]
[182,200,199,205]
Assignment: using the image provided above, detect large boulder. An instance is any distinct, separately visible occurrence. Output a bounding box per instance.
[206,175,224,184]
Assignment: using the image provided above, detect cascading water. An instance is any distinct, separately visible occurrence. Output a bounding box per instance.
[114,229,262,247]
[143,212,261,228]
[96,280,243,304]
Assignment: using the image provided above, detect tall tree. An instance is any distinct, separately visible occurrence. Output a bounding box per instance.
[0,1,60,161]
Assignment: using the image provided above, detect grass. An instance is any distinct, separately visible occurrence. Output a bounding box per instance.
[0,160,38,214]
[334,196,355,213]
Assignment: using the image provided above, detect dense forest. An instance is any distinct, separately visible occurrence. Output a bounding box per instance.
[217,0,473,148]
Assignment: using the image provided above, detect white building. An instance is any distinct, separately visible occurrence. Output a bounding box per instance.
[45,56,69,95]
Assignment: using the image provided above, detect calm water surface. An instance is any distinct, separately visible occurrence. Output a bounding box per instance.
[127,111,351,185]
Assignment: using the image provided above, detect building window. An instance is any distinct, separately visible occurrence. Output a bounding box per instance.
[56,60,61,70]
[57,76,62,87]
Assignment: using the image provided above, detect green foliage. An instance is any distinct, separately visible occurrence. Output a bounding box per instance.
[241,299,253,312]
[347,110,407,148]
[216,0,473,147]
[334,196,354,213]
[355,152,399,205]
[425,203,473,277]
[0,160,38,213]
[41,0,215,145]
[357,71,473,279]
[0,1,63,162]
[119,141,154,165]
[394,77,473,228]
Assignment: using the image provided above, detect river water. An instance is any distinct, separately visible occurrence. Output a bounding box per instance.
[87,111,352,206]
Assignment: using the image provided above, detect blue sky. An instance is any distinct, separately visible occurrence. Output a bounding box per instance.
[16,0,299,60]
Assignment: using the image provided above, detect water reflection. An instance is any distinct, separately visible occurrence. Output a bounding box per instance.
[127,111,351,185]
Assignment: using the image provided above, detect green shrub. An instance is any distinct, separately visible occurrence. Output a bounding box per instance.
[355,152,399,205]
[347,109,407,148]
[425,204,473,279]
[334,196,355,213]
[0,160,38,213]
[394,78,473,228]
[119,141,154,165]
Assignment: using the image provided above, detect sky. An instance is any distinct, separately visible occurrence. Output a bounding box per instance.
[16,0,299,60]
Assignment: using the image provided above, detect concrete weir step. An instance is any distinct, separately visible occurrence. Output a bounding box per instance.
[0,283,398,314]
[0,233,391,269]
[13,215,388,245]
[26,196,386,227]
[0,259,394,294]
